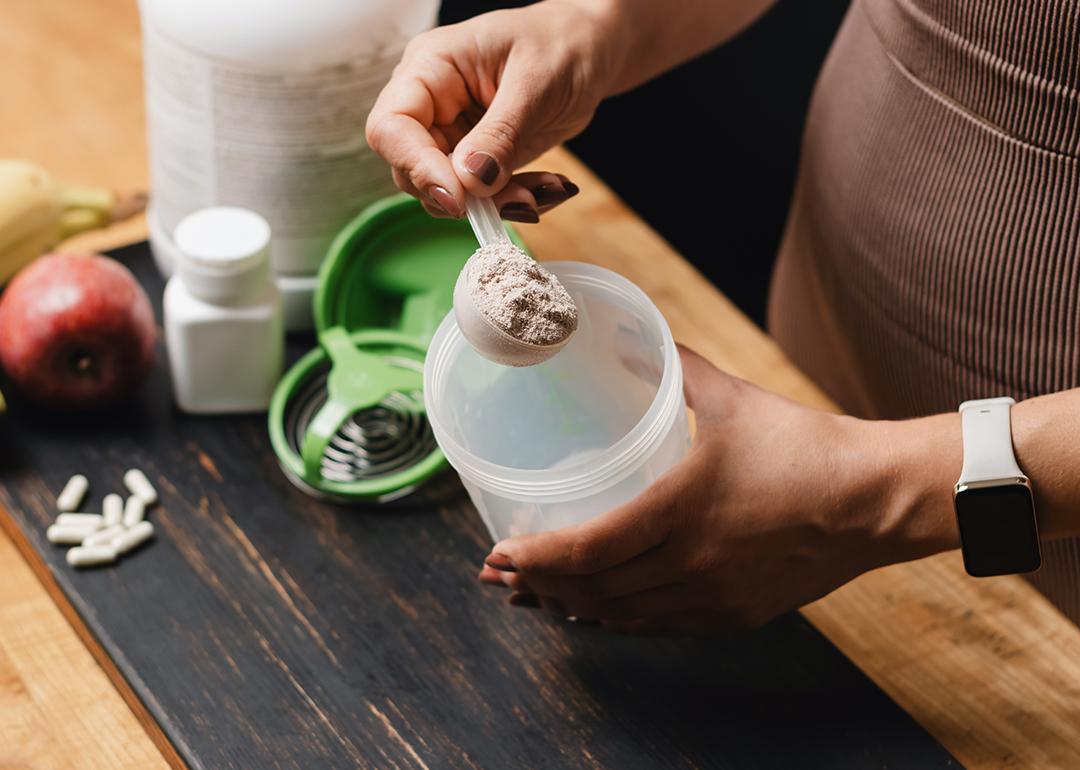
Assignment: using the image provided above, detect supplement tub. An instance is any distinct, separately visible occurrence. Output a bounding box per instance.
[424,262,690,542]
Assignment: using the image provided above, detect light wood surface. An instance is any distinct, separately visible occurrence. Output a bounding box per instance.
[3,0,1080,768]
[0,521,173,770]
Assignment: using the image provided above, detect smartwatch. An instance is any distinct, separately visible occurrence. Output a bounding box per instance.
[954,397,1040,577]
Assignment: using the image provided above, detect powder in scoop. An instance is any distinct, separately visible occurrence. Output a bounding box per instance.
[466,242,578,345]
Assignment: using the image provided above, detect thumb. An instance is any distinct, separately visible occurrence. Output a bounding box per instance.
[676,343,730,416]
[488,462,687,577]
[451,62,541,195]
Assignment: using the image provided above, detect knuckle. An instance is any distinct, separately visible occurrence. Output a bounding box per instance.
[567,536,605,574]
[365,113,390,154]
[683,537,723,575]
[391,170,414,196]
[508,549,535,575]
[476,116,520,158]
[402,29,439,59]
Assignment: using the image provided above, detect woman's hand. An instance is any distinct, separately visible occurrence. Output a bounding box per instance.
[480,346,962,636]
[366,1,622,222]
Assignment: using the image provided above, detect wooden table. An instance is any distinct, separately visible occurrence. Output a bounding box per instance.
[3,0,1080,767]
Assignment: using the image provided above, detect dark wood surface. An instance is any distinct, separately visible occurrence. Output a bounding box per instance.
[0,243,957,770]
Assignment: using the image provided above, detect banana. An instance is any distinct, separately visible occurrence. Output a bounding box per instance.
[0,160,145,285]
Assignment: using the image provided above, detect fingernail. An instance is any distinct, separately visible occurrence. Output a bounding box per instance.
[500,203,539,224]
[465,152,500,185]
[509,593,541,609]
[485,552,517,572]
[555,175,580,197]
[532,182,568,207]
[427,185,461,217]
[479,570,506,586]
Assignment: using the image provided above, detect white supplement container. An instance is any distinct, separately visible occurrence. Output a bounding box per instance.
[138,0,440,330]
[165,207,284,414]
[424,263,691,542]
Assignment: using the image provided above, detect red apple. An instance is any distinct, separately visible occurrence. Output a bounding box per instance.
[0,253,156,409]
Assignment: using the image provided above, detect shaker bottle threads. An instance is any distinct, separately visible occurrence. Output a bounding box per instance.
[164,207,285,414]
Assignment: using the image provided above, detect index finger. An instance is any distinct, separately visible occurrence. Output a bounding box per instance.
[366,74,467,214]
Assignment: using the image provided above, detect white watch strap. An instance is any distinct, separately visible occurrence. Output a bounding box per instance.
[957,397,1024,484]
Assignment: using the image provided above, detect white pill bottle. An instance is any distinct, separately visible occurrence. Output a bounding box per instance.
[138,0,439,330]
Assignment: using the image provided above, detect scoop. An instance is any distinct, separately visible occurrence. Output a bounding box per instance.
[453,194,576,367]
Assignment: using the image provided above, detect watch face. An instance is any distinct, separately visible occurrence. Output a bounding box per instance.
[954,483,1040,577]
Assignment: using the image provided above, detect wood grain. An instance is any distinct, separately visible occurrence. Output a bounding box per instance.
[0,0,1077,767]
[529,152,1080,768]
[0,2,165,768]
[0,242,955,770]
[0,518,173,770]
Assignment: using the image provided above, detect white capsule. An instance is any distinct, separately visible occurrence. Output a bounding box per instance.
[82,524,126,548]
[102,493,124,528]
[47,523,99,545]
[55,513,103,530]
[113,520,154,555]
[56,474,89,512]
[123,469,157,506]
[66,544,118,568]
[122,495,145,527]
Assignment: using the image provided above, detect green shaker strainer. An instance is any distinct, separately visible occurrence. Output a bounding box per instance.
[268,194,527,503]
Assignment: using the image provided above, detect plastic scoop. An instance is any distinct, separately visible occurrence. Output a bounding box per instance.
[453,194,576,367]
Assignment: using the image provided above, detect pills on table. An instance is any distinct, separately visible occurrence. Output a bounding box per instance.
[113,521,155,555]
[56,474,89,512]
[123,495,146,527]
[47,524,98,545]
[103,493,124,527]
[123,469,157,506]
[67,544,118,568]
[83,524,126,548]
[55,513,103,530]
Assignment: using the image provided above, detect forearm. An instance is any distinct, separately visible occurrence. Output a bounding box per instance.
[854,389,1080,570]
[567,0,778,95]
[1011,391,1080,539]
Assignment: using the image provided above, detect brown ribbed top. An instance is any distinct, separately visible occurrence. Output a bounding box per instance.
[768,0,1080,618]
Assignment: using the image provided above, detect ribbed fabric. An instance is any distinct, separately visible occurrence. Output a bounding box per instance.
[768,0,1080,619]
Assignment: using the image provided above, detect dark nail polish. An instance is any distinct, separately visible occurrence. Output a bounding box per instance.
[509,593,541,609]
[532,182,568,207]
[465,152,500,185]
[500,203,540,224]
[427,185,461,218]
[555,174,580,197]
[485,552,517,572]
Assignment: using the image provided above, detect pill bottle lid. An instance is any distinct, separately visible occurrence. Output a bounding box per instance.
[173,207,272,302]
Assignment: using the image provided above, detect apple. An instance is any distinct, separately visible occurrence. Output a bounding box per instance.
[0,253,156,409]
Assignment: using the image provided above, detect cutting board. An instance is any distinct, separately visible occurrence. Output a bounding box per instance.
[0,243,956,769]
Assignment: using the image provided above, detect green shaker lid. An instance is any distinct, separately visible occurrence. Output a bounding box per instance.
[313,194,528,341]
[269,193,530,505]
